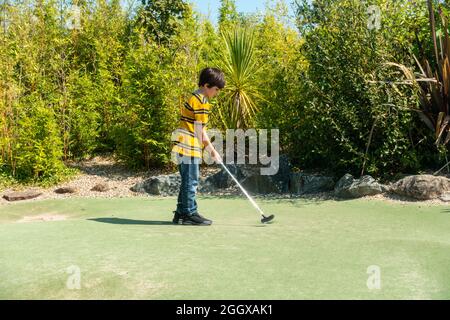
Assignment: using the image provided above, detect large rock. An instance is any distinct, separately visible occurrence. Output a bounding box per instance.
[203,154,292,194]
[238,154,292,194]
[240,168,288,194]
[197,177,217,193]
[131,174,181,196]
[3,190,42,201]
[289,173,335,194]
[391,175,450,200]
[204,164,243,189]
[440,193,450,202]
[131,154,293,196]
[334,174,384,198]
[132,174,215,195]
[241,155,292,194]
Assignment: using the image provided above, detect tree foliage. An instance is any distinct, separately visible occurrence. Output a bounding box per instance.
[1,0,449,186]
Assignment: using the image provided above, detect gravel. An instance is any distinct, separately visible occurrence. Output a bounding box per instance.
[0,155,229,205]
[0,155,449,206]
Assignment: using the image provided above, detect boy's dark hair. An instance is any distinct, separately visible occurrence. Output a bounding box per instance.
[198,67,226,89]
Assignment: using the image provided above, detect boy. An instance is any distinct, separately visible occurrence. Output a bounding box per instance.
[171,67,225,226]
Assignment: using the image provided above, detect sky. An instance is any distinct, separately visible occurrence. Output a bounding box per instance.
[188,0,297,25]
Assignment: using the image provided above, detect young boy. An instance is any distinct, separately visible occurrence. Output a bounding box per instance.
[171,67,225,226]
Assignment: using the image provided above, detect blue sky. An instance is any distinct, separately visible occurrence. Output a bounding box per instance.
[188,0,296,25]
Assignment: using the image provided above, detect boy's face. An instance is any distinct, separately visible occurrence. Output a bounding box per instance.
[204,84,221,99]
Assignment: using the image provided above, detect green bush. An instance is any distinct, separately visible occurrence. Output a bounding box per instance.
[285,0,432,179]
[12,97,65,181]
[112,24,197,169]
[2,0,447,185]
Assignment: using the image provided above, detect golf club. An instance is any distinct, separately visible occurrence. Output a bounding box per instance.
[217,159,275,224]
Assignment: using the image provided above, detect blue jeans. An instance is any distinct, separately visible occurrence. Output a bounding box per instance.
[176,155,200,216]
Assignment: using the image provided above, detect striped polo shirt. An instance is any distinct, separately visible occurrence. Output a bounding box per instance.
[171,89,211,159]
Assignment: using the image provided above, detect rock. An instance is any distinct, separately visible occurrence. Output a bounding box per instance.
[202,154,292,194]
[130,182,146,193]
[132,174,216,196]
[334,174,354,198]
[392,175,450,200]
[235,154,292,194]
[91,183,110,192]
[204,164,243,189]
[334,174,383,198]
[198,177,216,193]
[380,183,392,193]
[3,190,42,201]
[240,171,288,194]
[131,154,293,196]
[440,193,450,202]
[131,174,181,196]
[289,173,335,194]
[54,187,77,194]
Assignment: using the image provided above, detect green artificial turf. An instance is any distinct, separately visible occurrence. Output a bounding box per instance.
[0,196,449,299]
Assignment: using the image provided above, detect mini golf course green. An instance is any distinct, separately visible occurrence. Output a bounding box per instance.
[0,196,449,299]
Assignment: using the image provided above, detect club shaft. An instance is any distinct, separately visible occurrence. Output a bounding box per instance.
[218,161,265,217]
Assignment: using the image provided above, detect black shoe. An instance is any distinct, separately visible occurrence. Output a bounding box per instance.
[172,211,185,224]
[197,213,212,223]
[182,213,212,226]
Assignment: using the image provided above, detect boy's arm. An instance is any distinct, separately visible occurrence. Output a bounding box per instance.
[202,127,214,153]
[191,97,221,162]
[194,124,221,162]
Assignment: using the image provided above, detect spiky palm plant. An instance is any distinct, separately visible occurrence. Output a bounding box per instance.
[212,27,262,129]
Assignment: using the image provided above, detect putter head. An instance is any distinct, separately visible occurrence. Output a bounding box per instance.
[261,214,275,224]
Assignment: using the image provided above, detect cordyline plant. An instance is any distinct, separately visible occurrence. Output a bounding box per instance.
[213,27,263,130]
[387,0,449,158]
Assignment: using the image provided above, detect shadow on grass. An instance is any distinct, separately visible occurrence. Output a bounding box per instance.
[88,217,173,225]
[88,217,272,228]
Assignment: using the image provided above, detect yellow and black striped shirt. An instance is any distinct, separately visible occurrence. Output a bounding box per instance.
[171,90,211,159]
